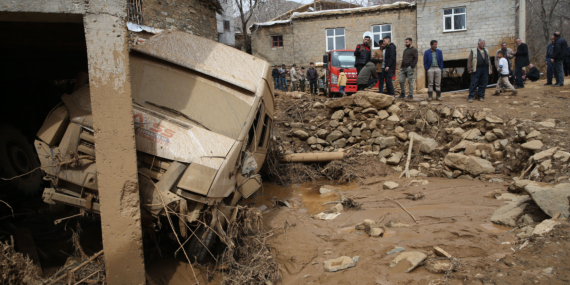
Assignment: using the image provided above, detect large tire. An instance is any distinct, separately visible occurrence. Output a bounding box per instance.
[185,226,217,263]
[0,123,42,197]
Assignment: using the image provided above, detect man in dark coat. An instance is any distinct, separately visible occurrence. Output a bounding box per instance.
[551,32,568,86]
[354,36,372,74]
[306,62,319,95]
[513,38,529,88]
[356,59,379,90]
[526,64,541,82]
[545,36,555,85]
[271,66,280,90]
[565,46,570,76]
[383,36,397,96]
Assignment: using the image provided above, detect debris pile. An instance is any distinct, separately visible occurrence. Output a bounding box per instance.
[0,241,41,285]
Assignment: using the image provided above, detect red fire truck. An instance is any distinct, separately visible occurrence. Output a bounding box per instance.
[323,49,396,97]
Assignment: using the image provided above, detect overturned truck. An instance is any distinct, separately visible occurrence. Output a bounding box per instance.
[35,31,275,261]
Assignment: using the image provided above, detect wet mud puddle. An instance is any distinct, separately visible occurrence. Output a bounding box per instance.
[242,181,358,214]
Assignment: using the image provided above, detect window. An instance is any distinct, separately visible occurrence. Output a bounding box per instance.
[443,7,466,32]
[257,114,271,148]
[326,28,345,51]
[271,36,283,48]
[224,20,230,31]
[371,24,392,49]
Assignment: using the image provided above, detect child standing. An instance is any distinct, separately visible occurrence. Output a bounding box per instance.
[338,68,348,96]
[495,51,517,96]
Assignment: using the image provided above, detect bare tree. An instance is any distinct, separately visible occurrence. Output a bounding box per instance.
[234,0,261,53]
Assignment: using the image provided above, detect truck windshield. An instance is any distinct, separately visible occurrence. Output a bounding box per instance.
[331,51,355,68]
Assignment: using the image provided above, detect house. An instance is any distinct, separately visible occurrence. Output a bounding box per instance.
[217,0,235,46]
[250,2,416,82]
[415,0,525,90]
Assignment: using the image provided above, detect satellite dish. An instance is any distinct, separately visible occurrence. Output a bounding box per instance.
[363,31,373,39]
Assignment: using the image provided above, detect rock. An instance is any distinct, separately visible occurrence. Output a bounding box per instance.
[307,137,318,145]
[375,136,397,149]
[538,121,555,128]
[461,129,481,140]
[351,128,361,137]
[354,92,395,109]
[533,147,558,161]
[390,252,427,273]
[395,131,408,141]
[387,114,400,122]
[338,126,350,138]
[457,175,473,180]
[473,111,487,121]
[383,181,399,190]
[387,247,406,255]
[425,110,438,123]
[484,189,502,198]
[532,219,561,236]
[452,128,465,136]
[379,148,392,158]
[394,126,404,133]
[465,143,495,157]
[348,110,357,120]
[362,107,378,114]
[452,109,464,118]
[441,108,451,117]
[313,102,325,109]
[433,246,452,258]
[524,183,570,218]
[331,110,345,120]
[499,139,509,148]
[485,115,503,124]
[542,267,554,274]
[449,140,474,152]
[316,129,329,139]
[329,203,344,213]
[326,130,343,142]
[444,153,470,171]
[465,157,495,176]
[452,170,462,178]
[329,120,339,128]
[509,179,532,193]
[554,150,570,162]
[378,110,390,119]
[419,138,438,154]
[319,185,337,194]
[292,130,309,140]
[290,122,303,128]
[493,128,505,138]
[387,152,403,165]
[490,197,532,227]
[387,104,402,115]
[323,256,357,272]
[425,260,452,274]
[526,130,541,139]
[538,159,552,171]
[521,140,543,151]
[386,219,409,228]
[369,228,384,237]
[410,179,429,186]
[485,132,498,142]
[325,96,354,109]
[332,138,347,148]
[316,138,328,145]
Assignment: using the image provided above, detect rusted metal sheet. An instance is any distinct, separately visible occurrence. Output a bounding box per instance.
[132,31,269,94]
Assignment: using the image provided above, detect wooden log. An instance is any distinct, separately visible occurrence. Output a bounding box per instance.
[278,152,345,162]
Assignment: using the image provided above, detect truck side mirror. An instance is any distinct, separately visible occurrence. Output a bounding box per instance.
[323,63,328,69]
[323,54,328,64]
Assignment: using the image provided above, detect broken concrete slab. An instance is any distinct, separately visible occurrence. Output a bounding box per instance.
[524,183,570,218]
[389,252,427,273]
[491,197,532,227]
[324,256,358,272]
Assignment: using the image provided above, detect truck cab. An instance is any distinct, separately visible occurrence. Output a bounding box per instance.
[323,50,359,96]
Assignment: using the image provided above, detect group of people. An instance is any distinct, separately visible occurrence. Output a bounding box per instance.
[271,63,319,94]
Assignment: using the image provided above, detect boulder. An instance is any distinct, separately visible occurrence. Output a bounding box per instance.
[461,129,481,140]
[441,108,451,117]
[351,128,361,137]
[329,120,339,128]
[533,147,558,161]
[524,183,570,218]
[325,96,354,109]
[387,114,400,122]
[374,136,397,149]
[389,252,427,273]
[369,228,384,237]
[493,128,505,138]
[378,110,390,119]
[387,104,402,115]
[307,137,318,145]
[387,152,404,165]
[491,197,533,227]
[292,130,309,140]
[521,140,543,151]
[425,110,438,124]
[452,109,464,118]
[419,138,438,154]
[326,130,343,142]
[324,256,357,272]
[485,132,498,142]
[485,115,504,124]
[465,157,495,176]
[316,129,329,139]
[331,110,345,120]
[444,153,470,171]
[383,181,399,190]
[333,138,347,148]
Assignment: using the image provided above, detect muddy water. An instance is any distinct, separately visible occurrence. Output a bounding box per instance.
[242,181,359,214]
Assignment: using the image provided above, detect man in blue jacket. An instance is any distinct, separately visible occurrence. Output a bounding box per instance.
[545,36,555,85]
[551,32,568,86]
[423,40,444,101]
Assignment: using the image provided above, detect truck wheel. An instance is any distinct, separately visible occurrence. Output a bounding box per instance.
[185,226,217,263]
[0,123,42,197]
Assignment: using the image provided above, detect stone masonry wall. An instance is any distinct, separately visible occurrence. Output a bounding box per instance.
[415,0,518,89]
[251,24,295,66]
[142,0,217,41]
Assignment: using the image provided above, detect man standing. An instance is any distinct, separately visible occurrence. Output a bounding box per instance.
[272,65,280,90]
[494,50,517,96]
[279,64,288,91]
[290,64,299,91]
[307,62,319,95]
[357,59,379,91]
[513,38,529,88]
[467,39,492,103]
[354,36,372,74]
[551,32,568,86]
[526,64,541,82]
[383,36,397,96]
[565,46,570,76]
[299,67,306,92]
[372,41,385,93]
[545,36,555,85]
[398,38,418,100]
[423,40,443,101]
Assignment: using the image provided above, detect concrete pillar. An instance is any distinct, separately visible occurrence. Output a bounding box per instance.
[84,1,146,284]
[519,0,526,42]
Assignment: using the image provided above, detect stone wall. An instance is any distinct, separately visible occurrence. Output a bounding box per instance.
[251,24,295,66]
[415,0,518,89]
[142,0,217,41]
